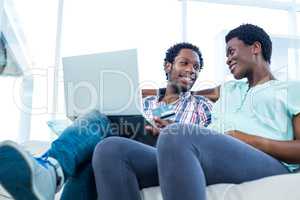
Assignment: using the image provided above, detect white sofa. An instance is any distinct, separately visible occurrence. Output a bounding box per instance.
[1,140,300,200]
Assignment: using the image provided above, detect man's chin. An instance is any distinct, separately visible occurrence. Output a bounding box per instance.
[180,87,188,93]
[178,84,190,93]
[169,82,190,93]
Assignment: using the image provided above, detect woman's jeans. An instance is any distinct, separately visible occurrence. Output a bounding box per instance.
[92,123,289,200]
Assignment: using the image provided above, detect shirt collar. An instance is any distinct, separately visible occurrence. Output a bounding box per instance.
[158,88,192,102]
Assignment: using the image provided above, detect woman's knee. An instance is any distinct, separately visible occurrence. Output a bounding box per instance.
[157,124,191,155]
[92,137,126,170]
[157,124,214,155]
[161,123,211,136]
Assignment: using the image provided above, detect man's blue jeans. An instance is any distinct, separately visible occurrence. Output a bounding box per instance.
[44,110,113,200]
[92,123,289,200]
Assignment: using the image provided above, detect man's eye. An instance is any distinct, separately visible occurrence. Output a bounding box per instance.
[193,65,200,71]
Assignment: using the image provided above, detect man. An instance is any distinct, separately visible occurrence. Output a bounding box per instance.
[0,42,212,200]
[92,24,300,200]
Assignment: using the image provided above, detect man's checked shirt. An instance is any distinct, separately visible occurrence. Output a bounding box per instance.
[143,88,212,127]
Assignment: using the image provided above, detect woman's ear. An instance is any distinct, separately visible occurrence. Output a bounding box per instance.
[252,41,262,55]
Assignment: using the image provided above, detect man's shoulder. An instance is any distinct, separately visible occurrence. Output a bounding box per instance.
[192,94,209,102]
[191,94,213,107]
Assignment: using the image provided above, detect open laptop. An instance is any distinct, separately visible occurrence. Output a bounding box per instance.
[62,49,157,145]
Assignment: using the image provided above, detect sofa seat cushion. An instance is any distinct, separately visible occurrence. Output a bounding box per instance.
[141,172,300,200]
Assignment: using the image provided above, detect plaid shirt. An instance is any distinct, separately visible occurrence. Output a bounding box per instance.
[143,88,212,127]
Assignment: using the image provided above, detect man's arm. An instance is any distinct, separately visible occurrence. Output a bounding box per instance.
[228,114,300,164]
[194,86,220,103]
[145,117,173,136]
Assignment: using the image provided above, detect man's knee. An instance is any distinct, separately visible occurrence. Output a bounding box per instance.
[78,110,109,124]
[73,110,112,137]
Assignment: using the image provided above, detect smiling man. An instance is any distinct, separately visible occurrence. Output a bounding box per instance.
[143,43,211,128]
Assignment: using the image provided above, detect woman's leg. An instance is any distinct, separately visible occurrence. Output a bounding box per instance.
[157,124,289,200]
[92,137,158,200]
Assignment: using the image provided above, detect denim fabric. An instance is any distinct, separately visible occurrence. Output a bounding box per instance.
[60,163,97,200]
[46,110,113,179]
[92,124,289,200]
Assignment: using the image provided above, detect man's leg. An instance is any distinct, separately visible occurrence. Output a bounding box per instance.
[60,163,97,200]
[46,110,113,179]
[0,141,57,200]
[157,124,289,200]
[92,137,158,200]
[0,110,112,200]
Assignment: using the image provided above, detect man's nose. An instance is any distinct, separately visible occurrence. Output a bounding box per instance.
[186,63,195,73]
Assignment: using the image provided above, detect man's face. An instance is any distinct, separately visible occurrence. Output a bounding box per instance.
[226,37,254,80]
[166,48,200,92]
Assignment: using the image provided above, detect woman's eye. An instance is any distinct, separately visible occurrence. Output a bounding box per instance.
[180,61,188,65]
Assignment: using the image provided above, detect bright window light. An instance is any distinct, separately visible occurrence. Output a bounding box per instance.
[186,2,294,89]
[1,0,299,142]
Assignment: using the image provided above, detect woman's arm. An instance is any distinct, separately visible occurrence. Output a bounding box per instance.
[228,114,300,164]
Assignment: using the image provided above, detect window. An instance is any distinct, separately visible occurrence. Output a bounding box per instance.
[62,0,182,87]
[1,0,59,141]
[1,0,299,142]
[186,1,299,90]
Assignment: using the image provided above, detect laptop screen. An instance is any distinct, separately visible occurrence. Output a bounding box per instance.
[62,49,143,118]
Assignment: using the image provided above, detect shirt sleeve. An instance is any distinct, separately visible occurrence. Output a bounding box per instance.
[142,96,156,119]
[287,81,300,116]
[195,96,213,127]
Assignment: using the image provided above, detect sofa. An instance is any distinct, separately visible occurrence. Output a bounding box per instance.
[1,140,300,200]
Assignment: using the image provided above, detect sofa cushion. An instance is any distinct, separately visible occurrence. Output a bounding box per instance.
[141,172,300,200]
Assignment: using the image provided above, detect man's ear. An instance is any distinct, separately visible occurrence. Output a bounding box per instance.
[252,41,262,55]
[164,62,172,74]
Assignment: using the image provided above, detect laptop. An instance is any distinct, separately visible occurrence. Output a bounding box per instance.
[62,49,157,146]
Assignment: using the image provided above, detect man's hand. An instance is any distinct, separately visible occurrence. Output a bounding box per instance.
[145,117,174,136]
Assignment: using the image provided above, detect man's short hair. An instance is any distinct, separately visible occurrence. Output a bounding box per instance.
[163,42,203,80]
[225,24,272,63]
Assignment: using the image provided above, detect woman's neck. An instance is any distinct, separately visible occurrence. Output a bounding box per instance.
[247,63,275,87]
